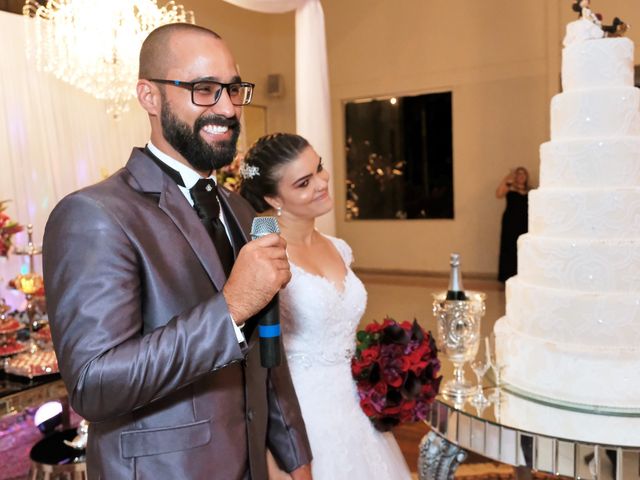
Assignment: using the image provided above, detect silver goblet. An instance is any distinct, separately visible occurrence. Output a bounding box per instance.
[432,291,486,399]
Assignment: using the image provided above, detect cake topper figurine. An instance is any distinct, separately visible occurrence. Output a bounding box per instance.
[572,0,602,27]
[602,17,629,38]
[571,0,629,38]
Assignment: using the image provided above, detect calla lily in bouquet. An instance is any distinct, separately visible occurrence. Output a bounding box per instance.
[0,200,23,258]
[351,317,442,432]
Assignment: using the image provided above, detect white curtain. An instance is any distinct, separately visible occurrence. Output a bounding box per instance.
[0,11,150,307]
[0,2,334,305]
[223,0,335,235]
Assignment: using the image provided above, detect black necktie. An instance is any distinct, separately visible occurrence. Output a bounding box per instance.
[190,179,235,277]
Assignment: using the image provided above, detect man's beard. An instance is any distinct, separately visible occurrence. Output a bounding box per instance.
[160,97,240,172]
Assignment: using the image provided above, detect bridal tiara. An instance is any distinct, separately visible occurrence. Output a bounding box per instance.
[239,163,260,179]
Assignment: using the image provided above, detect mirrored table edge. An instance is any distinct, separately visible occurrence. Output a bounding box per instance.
[419,389,640,480]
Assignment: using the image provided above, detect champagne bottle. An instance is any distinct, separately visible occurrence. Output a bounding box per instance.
[446,253,468,301]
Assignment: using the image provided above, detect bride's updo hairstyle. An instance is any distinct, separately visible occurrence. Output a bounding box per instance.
[239,133,310,213]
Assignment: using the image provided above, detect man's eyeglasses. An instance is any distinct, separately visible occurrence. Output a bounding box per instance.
[148,79,255,106]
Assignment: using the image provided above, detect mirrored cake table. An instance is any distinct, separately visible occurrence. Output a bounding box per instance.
[419,386,640,480]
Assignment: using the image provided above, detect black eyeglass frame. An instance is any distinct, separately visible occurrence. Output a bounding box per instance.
[148,79,255,106]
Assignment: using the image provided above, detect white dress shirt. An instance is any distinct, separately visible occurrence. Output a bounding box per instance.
[147,141,245,344]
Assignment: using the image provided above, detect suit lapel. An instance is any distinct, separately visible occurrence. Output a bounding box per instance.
[125,149,227,292]
[217,187,251,246]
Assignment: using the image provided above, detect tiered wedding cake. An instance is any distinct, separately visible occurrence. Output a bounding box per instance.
[494,19,640,409]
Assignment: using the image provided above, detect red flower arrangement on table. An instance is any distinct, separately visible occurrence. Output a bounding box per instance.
[0,200,23,258]
[351,317,442,432]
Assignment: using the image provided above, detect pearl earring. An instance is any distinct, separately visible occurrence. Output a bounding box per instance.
[276,206,282,217]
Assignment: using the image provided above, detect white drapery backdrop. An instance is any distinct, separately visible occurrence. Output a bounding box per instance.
[223,0,335,234]
[0,11,150,306]
[0,2,334,305]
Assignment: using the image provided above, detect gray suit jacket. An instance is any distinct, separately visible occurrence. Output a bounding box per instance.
[43,148,312,480]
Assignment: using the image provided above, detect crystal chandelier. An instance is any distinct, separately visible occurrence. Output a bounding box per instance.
[23,0,195,118]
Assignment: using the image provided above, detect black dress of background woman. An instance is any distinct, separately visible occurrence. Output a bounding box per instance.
[496,167,529,282]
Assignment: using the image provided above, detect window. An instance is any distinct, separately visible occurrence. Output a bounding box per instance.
[345,92,453,220]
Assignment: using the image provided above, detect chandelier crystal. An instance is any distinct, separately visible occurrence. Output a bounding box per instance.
[23,0,195,118]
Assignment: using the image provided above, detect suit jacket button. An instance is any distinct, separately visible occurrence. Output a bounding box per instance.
[247,409,254,422]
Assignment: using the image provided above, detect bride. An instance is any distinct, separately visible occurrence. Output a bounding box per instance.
[239,133,412,480]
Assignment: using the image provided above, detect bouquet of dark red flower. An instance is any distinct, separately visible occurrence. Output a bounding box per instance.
[351,317,442,432]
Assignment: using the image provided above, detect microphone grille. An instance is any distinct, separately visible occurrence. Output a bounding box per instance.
[251,216,280,239]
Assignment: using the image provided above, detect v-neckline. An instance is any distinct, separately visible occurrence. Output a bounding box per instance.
[287,234,349,295]
[289,261,350,295]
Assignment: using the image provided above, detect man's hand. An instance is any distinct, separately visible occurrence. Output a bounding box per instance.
[290,464,312,480]
[223,233,290,324]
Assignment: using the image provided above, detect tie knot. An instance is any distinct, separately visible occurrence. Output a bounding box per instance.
[190,179,220,220]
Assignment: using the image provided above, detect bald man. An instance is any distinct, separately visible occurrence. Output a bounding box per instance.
[43,23,312,480]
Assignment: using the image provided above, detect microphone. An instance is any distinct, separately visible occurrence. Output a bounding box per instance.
[250,217,282,368]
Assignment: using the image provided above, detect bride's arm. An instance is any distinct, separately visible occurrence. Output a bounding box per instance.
[267,449,294,480]
[290,464,312,480]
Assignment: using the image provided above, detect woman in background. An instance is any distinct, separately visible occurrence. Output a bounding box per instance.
[496,167,529,283]
[239,133,412,480]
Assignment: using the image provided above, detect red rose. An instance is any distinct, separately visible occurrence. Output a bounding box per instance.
[421,383,438,397]
[382,405,401,415]
[401,399,416,412]
[361,345,380,363]
[365,322,383,334]
[383,368,404,388]
[351,361,365,377]
[399,355,412,372]
[360,397,378,417]
[373,381,388,396]
[399,400,417,422]
[382,317,395,328]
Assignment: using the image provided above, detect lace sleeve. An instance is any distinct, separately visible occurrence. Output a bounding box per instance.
[328,236,354,267]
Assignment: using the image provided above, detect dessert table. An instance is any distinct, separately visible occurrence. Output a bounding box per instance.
[418,385,640,480]
[0,371,65,419]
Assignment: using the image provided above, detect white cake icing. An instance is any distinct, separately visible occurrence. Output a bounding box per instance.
[562,37,633,90]
[550,87,640,140]
[495,21,640,410]
[563,18,604,47]
[529,188,640,237]
[505,277,640,347]
[518,235,640,292]
[496,320,638,408]
[540,138,640,187]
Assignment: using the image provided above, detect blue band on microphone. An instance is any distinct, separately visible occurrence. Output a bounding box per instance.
[259,324,281,338]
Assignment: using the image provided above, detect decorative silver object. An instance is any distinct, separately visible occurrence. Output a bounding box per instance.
[418,431,467,480]
[12,224,46,353]
[64,419,89,450]
[432,291,486,399]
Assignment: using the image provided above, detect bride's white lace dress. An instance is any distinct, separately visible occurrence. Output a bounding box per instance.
[280,235,412,480]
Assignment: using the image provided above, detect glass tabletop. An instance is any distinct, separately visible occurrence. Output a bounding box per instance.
[426,387,640,479]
